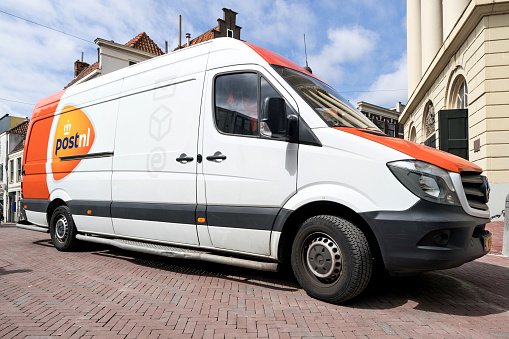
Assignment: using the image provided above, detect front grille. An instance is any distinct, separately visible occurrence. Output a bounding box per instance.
[460,172,489,211]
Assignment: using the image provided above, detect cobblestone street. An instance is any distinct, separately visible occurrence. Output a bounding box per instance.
[1,223,508,338]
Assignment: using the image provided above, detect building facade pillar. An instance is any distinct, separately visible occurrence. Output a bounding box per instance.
[443,0,470,40]
[421,0,443,74]
[407,0,422,98]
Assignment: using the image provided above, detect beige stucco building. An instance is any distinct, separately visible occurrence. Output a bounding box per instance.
[401,0,509,219]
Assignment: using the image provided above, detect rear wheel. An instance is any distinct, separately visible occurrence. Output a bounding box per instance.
[50,206,79,251]
[291,215,372,303]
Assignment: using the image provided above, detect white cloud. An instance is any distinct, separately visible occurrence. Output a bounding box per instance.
[224,0,317,49]
[0,0,407,117]
[354,53,408,108]
[308,26,378,84]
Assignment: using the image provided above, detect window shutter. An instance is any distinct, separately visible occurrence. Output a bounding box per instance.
[438,109,468,160]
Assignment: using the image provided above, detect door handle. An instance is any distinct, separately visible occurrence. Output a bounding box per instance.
[206,152,227,162]
[176,153,194,163]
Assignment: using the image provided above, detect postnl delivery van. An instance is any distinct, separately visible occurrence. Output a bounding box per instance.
[19,38,492,302]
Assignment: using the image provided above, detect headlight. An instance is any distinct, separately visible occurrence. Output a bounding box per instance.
[387,160,460,206]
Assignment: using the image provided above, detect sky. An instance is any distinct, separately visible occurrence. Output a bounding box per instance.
[0,0,408,118]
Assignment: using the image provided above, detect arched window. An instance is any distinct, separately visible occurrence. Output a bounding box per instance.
[409,126,417,143]
[424,101,436,147]
[455,78,468,109]
[440,75,469,159]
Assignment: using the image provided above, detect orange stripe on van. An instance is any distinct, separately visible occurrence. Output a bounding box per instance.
[243,41,323,81]
[334,127,482,173]
[23,90,66,200]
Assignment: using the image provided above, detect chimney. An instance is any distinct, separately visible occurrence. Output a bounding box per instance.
[215,8,241,39]
[396,101,404,113]
[186,33,191,46]
[74,60,89,78]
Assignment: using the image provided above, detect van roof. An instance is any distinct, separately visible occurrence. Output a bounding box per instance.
[31,38,319,120]
[242,41,319,80]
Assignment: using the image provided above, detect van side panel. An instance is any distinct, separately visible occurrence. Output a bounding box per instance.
[46,77,124,235]
[111,50,210,245]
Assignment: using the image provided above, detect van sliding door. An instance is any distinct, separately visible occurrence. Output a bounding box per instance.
[111,59,208,245]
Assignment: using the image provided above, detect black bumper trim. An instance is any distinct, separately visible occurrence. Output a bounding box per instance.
[21,199,50,213]
[23,198,282,231]
[360,200,490,275]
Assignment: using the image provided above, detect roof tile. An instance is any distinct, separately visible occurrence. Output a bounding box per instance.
[8,120,29,135]
[179,26,218,49]
[125,32,163,56]
[65,62,99,88]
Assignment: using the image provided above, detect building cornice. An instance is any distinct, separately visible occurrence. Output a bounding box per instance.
[357,101,400,120]
[72,69,101,87]
[400,0,509,124]
[94,38,159,59]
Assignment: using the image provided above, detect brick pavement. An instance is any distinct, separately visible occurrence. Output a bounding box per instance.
[486,221,504,255]
[0,223,508,339]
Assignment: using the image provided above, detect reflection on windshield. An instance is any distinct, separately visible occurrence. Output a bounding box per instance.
[272,66,380,131]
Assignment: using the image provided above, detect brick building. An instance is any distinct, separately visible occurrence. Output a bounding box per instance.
[178,8,242,49]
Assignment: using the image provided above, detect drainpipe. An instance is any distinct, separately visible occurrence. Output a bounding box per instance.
[4,134,8,222]
[503,194,509,256]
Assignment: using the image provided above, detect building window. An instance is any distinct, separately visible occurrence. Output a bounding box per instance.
[9,160,13,183]
[409,126,417,142]
[0,164,3,182]
[388,123,395,137]
[17,158,22,182]
[373,119,384,131]
[227,29,233,38]
[423,101,436,147]
[424,102,435,139]
[455,79,468,109]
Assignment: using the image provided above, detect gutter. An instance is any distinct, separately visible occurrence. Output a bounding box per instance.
[72,69,101,87]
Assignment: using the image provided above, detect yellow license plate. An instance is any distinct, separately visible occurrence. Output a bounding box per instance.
[483,235,492,253]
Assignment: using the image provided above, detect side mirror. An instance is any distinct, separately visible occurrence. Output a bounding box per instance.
[262,97,286,137]
[286,114,299,143]
[261,97,299,142]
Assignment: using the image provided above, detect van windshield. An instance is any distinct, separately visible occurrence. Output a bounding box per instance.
[272,66,380,131]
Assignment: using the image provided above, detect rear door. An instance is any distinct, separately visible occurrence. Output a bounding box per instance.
[199,65,298,256]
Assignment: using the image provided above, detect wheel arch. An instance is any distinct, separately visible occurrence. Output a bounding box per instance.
[46,198,67,226]
[277,201,382,268]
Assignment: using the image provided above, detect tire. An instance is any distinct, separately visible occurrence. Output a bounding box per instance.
[291,215,372,303]
[49,206,79,251]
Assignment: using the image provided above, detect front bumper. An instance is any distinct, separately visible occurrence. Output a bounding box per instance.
[361,200,490,275]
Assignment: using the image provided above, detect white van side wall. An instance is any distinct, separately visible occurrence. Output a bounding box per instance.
[47,73,125,235]
[110,44,211,245]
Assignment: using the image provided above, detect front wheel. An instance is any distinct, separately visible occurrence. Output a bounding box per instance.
[50,206,79,251]
[291,215,373,303]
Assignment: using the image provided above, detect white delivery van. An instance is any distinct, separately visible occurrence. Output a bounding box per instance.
[20,38,492,302]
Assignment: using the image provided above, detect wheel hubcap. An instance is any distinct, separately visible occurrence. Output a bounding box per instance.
[305,234,342,283]
[55,216,68,242]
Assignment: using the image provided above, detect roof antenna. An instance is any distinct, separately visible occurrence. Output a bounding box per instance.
[303,34,312,74]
